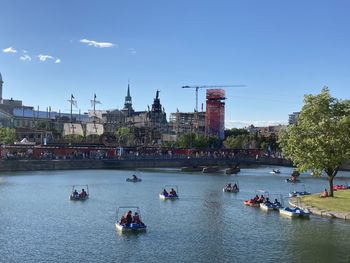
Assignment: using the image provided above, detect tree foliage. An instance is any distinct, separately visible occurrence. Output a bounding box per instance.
[278,88,350,196]
[0,127,16,145]
[224,128,249,138]
[63,134,84,143]
[224,134,249,148]
[175,133,221,149]
[115,127,135,146]
[223,132,277,151]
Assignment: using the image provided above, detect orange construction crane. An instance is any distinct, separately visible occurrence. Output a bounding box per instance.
[182,85,245,112]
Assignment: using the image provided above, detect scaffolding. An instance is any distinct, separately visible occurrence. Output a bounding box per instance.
[169,111,205,135]
[205,89,225,139]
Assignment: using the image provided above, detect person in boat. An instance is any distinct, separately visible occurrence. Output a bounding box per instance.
[273,199,281,207]
[119,215,127,225]
[79,188,87,198]
[257,195,265,203]
[321,188,329,198]
[252,195,259,203]
[162,189,169,197]
[132,212,143,225]
[132,174,138,180]
[264,197,272,204]
[73,189,79,198]
[125,210,133,227]
[170,188,177,196]
[233,183,238,190]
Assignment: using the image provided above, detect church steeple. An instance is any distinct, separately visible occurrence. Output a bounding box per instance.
[125,82,132,104]
[122,81,134,116]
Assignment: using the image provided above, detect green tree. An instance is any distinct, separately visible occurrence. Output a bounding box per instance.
[64,134,84,143]
[175,133,222,149]
[224,133,256,149]
[0,127,16,144]
[115,127,135,146]
[224,128,249,138]
[193,135,208,149]
[260,141,269,151]
[176,133,196,148]
[207,136,222,149]
[278,88,350,197]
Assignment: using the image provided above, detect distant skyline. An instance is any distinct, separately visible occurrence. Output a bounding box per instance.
[1,0,350,128]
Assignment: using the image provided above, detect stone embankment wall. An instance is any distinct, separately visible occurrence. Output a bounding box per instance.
[0,159,106,172]
[0,157,292,172]
[1,158,350,173]
[289,197,350,220]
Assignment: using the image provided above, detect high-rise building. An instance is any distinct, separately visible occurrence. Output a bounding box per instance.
[205,89,225,139]
[288,112,300,125]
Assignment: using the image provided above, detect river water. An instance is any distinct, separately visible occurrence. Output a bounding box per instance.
[0,166,350,263]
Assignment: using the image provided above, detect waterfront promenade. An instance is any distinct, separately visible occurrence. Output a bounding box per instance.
[0,155,292,172]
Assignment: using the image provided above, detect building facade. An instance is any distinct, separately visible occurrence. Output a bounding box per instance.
[205,89,225,139]
[169,111,205,136]
[288,112,300,125]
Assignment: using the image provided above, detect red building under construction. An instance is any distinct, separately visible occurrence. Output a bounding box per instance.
[205,89,225,139]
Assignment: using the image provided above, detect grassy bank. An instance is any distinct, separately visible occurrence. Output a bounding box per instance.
[301,190,350,213]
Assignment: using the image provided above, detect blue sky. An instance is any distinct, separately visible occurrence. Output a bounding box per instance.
[1,0,350,128]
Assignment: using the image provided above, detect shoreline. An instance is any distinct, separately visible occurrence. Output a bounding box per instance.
[289,195,350,220]
[1,157,350,173]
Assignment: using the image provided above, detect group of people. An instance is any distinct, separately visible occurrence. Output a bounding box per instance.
[119,210,144,226]
[225,183,239,191]
[250,194,266,204]
[263,197,282,207]
[161,188,177,197]
[72,188,88,198]
[249,195,282,207]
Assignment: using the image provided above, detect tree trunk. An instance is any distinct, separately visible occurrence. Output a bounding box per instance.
[328,176,334,197]
[327,167,339,197]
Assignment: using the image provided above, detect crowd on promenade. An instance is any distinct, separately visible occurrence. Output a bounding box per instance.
[1,145,285,162]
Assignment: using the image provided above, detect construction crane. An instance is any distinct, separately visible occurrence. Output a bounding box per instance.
[181,85,245,113]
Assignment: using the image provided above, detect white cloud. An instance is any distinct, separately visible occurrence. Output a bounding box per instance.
[225,120,288,129]
[38,54,54,62]
[128,48,136,54]
[19,54,32,61]
[80,39,115,48]
[3,47,17,53]
[55,58,61,63]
